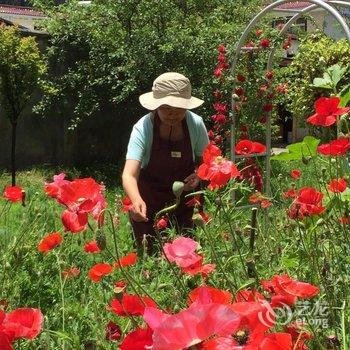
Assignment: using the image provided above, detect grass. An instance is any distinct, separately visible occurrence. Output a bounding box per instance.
[0,161,349,349]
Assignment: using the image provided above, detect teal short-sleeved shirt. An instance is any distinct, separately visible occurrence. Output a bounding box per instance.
[126,111,209,168]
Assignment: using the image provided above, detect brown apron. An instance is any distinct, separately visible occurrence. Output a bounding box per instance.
[131,112,195,247]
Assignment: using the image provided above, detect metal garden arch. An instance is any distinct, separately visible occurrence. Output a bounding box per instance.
[230,0,350,199]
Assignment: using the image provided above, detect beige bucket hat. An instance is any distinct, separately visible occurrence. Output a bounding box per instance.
[139,72,204,110]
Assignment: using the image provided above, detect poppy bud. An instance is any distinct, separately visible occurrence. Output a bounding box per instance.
[172,181,184,198]
[232,93,240,101]
[326,334,340,348]
[192,211,205,228]
[96,231,106,251]
[21,190,26,207]
[214,197,223,207]
[301,156,309,165]
[246,259,256,278]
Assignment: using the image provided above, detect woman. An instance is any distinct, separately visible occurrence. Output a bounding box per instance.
[122,72,209,249]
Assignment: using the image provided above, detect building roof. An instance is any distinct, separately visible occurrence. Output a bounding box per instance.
[276,1,312,10]
[0,4,45,17]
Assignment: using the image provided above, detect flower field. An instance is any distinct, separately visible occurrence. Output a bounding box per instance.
[0,28,350,350]
[1,91,350,349]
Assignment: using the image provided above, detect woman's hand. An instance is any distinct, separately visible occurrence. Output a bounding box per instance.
[183,173,200,192]
[130,199,148,222]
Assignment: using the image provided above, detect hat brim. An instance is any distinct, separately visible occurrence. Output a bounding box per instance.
[139,92,204,110]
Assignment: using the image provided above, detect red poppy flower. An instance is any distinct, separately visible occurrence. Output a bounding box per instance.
[217,53,226,63]
[211,113,227,124]
[155,217,168,230]
[44,173,68,199]
[327,178,347,193]
[283,37,292,49]
[235,289,266,303]
[285,322,313,343]
[213,103,228,114]
[143,303,240,350]
[88,263,113,282]
[197,143,240,190]
[119,327,153,350]
[288,187,325,219]
[37,232,63,253]
[214,67,223,78]
[218,44,227,53]
[261,274,319,300]
[61,267,80,279]
[271,294,297,308]
[290,169,301,179]
[121,197,133,212]
[0,332,12,350]
[213,90,223,99]
[307,96,350,127]
[202,301,276,349]
[114,252,137,268]
[3,186,24,203]
[282,189,296,199]
[61,210,88,233]
[255,29,263,37]
[259,115,267,124]
[260,38,270,48]
[263,103,273,112]
[109,294,156,316]
[235,87,244,96]
[51,177,106,227]
[259,333,293,349]
[240,159,264,192]
[265,71,273,80]
[181,259,216,279]
[235,140,266,155]
[237,74,246,83]
[276,82,289,94]
[199,211,211,223]
[57,178,102,208]
[3,308,44,340]
[114,280,127,294]
[340,216,349,225]
[317,137,350,156]
[249,192,272,208]
[105,321,122,341]
[185,195,201,207]
[163,237,201,268]
[84,240,101,253]
[187,286,232,306]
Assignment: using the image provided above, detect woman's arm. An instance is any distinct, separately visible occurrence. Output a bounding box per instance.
[122,159,148,222]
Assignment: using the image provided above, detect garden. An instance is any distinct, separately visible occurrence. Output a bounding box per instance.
[0,0,350,349]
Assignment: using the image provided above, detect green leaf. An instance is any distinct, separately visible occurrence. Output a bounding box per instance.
[281,256,299,269]
[339,83,350,107]
[340,187,350,202]
[271,136,320,161]
[329,64,347,87]
[311,76,332,89]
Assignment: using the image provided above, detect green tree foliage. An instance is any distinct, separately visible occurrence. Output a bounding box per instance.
[0,25,46,184]
[33,0,264,128]
[278,32,350,126]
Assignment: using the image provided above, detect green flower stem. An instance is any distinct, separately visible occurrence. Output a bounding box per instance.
[341,300,348,350]
[221,202,249,279]
[54,251,66,350]
[103,209,164,311]
[201,224,238,291]
[153,200,189,306]
[0,201,10,219]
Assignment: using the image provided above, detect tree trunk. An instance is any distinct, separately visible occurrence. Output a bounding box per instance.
[11,120,17,186]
